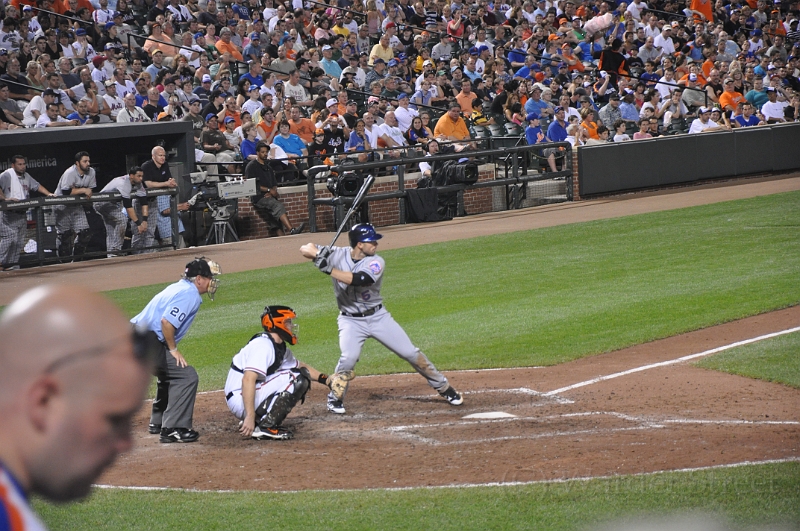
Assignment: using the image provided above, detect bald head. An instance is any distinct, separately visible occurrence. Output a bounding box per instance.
[0,285,151,502]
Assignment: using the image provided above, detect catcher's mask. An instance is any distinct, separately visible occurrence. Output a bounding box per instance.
[261,305,298,345]
[184,257,222,300]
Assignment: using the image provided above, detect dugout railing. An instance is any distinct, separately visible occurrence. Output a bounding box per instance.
[0,188,180,267]
[305,140,573,232]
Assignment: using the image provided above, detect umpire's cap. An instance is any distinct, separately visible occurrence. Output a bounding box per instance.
[349,223,382,248]
[184,257,220,279]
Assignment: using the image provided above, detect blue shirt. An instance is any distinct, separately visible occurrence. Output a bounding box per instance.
[240,72,263,88]
[619,101,640,121]
[273,133,307,156]
[130,279,202,344]
[66,112,89,125]
[547,120,568,143]
[524,98,548,116]
[514,65,538,80]
[734,114,760,127]
[320,57,342,78]
[525,125,546,145]
[346,130,366,151]
[241,138,258,159]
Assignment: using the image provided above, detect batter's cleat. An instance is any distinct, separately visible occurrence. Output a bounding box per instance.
[252,426,293,440]
[327,399,346,414]
[440,387,463,406]
[159,427,200,443]
[148,423,161,434]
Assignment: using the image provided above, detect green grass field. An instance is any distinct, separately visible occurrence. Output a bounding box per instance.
[35,190,800,529]
[696,330,800,389]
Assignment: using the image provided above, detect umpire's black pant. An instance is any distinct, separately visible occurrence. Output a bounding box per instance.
[151,342,199,430]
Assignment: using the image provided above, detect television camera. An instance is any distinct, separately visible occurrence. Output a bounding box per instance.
[188,171,257,222]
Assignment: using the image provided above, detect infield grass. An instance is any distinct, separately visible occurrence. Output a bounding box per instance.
[34,462,800,530]
[696,330,800,389]
[105,190,800,392]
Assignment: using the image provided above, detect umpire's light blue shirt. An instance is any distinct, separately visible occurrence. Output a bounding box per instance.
[131,279,203,344]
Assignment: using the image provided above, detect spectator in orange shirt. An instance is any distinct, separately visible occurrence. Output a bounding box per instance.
[143,23,178,63]
[55,0,93,14]
[433,102,471,141]
[217,95,241,130]
[215,28,244,63]
[718,77,745,114]
[455,80,475,116]
[288,105,315,143]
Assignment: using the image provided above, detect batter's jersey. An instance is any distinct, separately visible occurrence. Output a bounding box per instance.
[54,165,96,196]
[224,334,299,396]
[0,466,47,531]
[324,245,385,314]
[130,279,203,344]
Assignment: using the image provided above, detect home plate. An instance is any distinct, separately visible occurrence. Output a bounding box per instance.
[462,412,518,419]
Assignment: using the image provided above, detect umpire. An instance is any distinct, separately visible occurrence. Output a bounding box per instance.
[131,257,221,443]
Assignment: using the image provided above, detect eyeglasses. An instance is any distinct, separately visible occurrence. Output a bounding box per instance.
[44,326,160,374]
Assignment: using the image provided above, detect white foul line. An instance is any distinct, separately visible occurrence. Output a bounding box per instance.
[544,325,800,396]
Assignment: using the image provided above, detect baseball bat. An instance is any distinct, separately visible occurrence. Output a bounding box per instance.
[329,174,375,247]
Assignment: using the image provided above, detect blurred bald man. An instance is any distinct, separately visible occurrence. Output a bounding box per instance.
[0,285,154,529]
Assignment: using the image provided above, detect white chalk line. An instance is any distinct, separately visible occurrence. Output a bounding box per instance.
[378,411,799,446]
[93,457,800,495]
[544,325,800,396]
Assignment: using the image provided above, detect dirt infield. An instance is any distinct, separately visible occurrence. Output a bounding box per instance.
[5,175,799,492]
[103,306,800,492]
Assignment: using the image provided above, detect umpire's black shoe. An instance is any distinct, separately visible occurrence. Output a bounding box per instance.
[148,423,161,434]
[160,427,200,443]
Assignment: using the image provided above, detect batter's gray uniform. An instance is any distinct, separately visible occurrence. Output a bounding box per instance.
[321,245,451,403]
[0,169,40,268]
[94,175,147,254]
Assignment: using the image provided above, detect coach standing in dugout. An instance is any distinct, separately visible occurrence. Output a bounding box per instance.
[94,166,149,257]
[140,145,178,253]
[131,257,221,443]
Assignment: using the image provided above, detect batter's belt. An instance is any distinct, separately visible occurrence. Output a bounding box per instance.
[341,304,382,318]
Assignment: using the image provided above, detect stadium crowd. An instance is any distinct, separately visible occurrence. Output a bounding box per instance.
[0,0,799,175]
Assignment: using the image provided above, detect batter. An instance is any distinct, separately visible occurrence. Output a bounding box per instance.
[300,223,463,414]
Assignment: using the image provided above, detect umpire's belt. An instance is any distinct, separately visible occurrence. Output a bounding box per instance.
[341,304,382,318]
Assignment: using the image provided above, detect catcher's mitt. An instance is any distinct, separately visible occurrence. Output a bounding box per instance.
[327,370,355,400]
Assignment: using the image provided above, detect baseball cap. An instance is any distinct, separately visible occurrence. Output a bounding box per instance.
[227,19,237,26]
[385,22,396,29]
[608,93,620,100]
[157,112,172,121]
[224,116,235,124]
[531,84,542,92]
[105,42,117,50]
[163,77,175,85]
[388,59,398,67]
[342,66,357,75]
[698,106,710,113]
[194,32,205,39]
[104,80,115,87]
[105,22,115,31]
[75,28,87,36]
[329,112,339,118]
[322,45,332,51]
[752,29,762,36]
[326,98,338,107]
[315,127,325,135]
[397,92,408,100]
[113,11,122,18]
[414,34,424,41]
[42,88,57,96]
[346,99,357,105]
[554,105,564,113]
[478,45,489,53]
[22,4,32,10]
[469,47,479,55]
[0,49,7,56]
[724,77,734,84]
[765,87,777,93]
[689,73,698,81]
[368,96,379,104]
[671,20,680,27]
[202,74,212,83]
[623,88,634,95]
[151,48,163,55]
[184,259,214,279]
[451,65,460,72]
[205,113,217,121]
[423,59,433,67]
[373,58,385,65]
[250,32,260,40]
[526,112,540,121]
[92,56,106,68]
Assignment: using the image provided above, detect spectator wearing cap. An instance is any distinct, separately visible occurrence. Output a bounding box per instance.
[394,92,419,132]
[183,96,205,134]
[718,77,745,114]
[681,73,706,112]
[619,89,640,124]
[320,44,342,78]
[653,25,675,56]
[102,80,124,120]
[241,84,264,118]
[243,33,261,62]
[431,34,454,63]
[201,113,237,173]
[22,88,58,127]
[69,28,96,63]
[144,49,168,82]
[688,106,728,133]
[589,93,622,129]
[524,84,552,121]
[761,87,787,123]
[547,106,569,143]
[342,99,359,129]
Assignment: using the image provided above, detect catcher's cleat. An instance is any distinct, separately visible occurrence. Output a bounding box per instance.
[327,399,346,414]
[148,423,161,434]
[252,426,293,440]
[440,386,463,406]
[159,427,200,443]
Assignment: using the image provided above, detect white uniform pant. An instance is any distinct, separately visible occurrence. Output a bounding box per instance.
[334,308,448,398]
[226,369,301,421]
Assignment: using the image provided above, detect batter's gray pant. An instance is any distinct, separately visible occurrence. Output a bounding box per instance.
[0,210,28,267]
[94,201,127,253]
[131,199,156,254]
[151,343,199,429]
[332,308,449,401]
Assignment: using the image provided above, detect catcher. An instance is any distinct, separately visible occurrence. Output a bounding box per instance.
[223,305,353,440]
